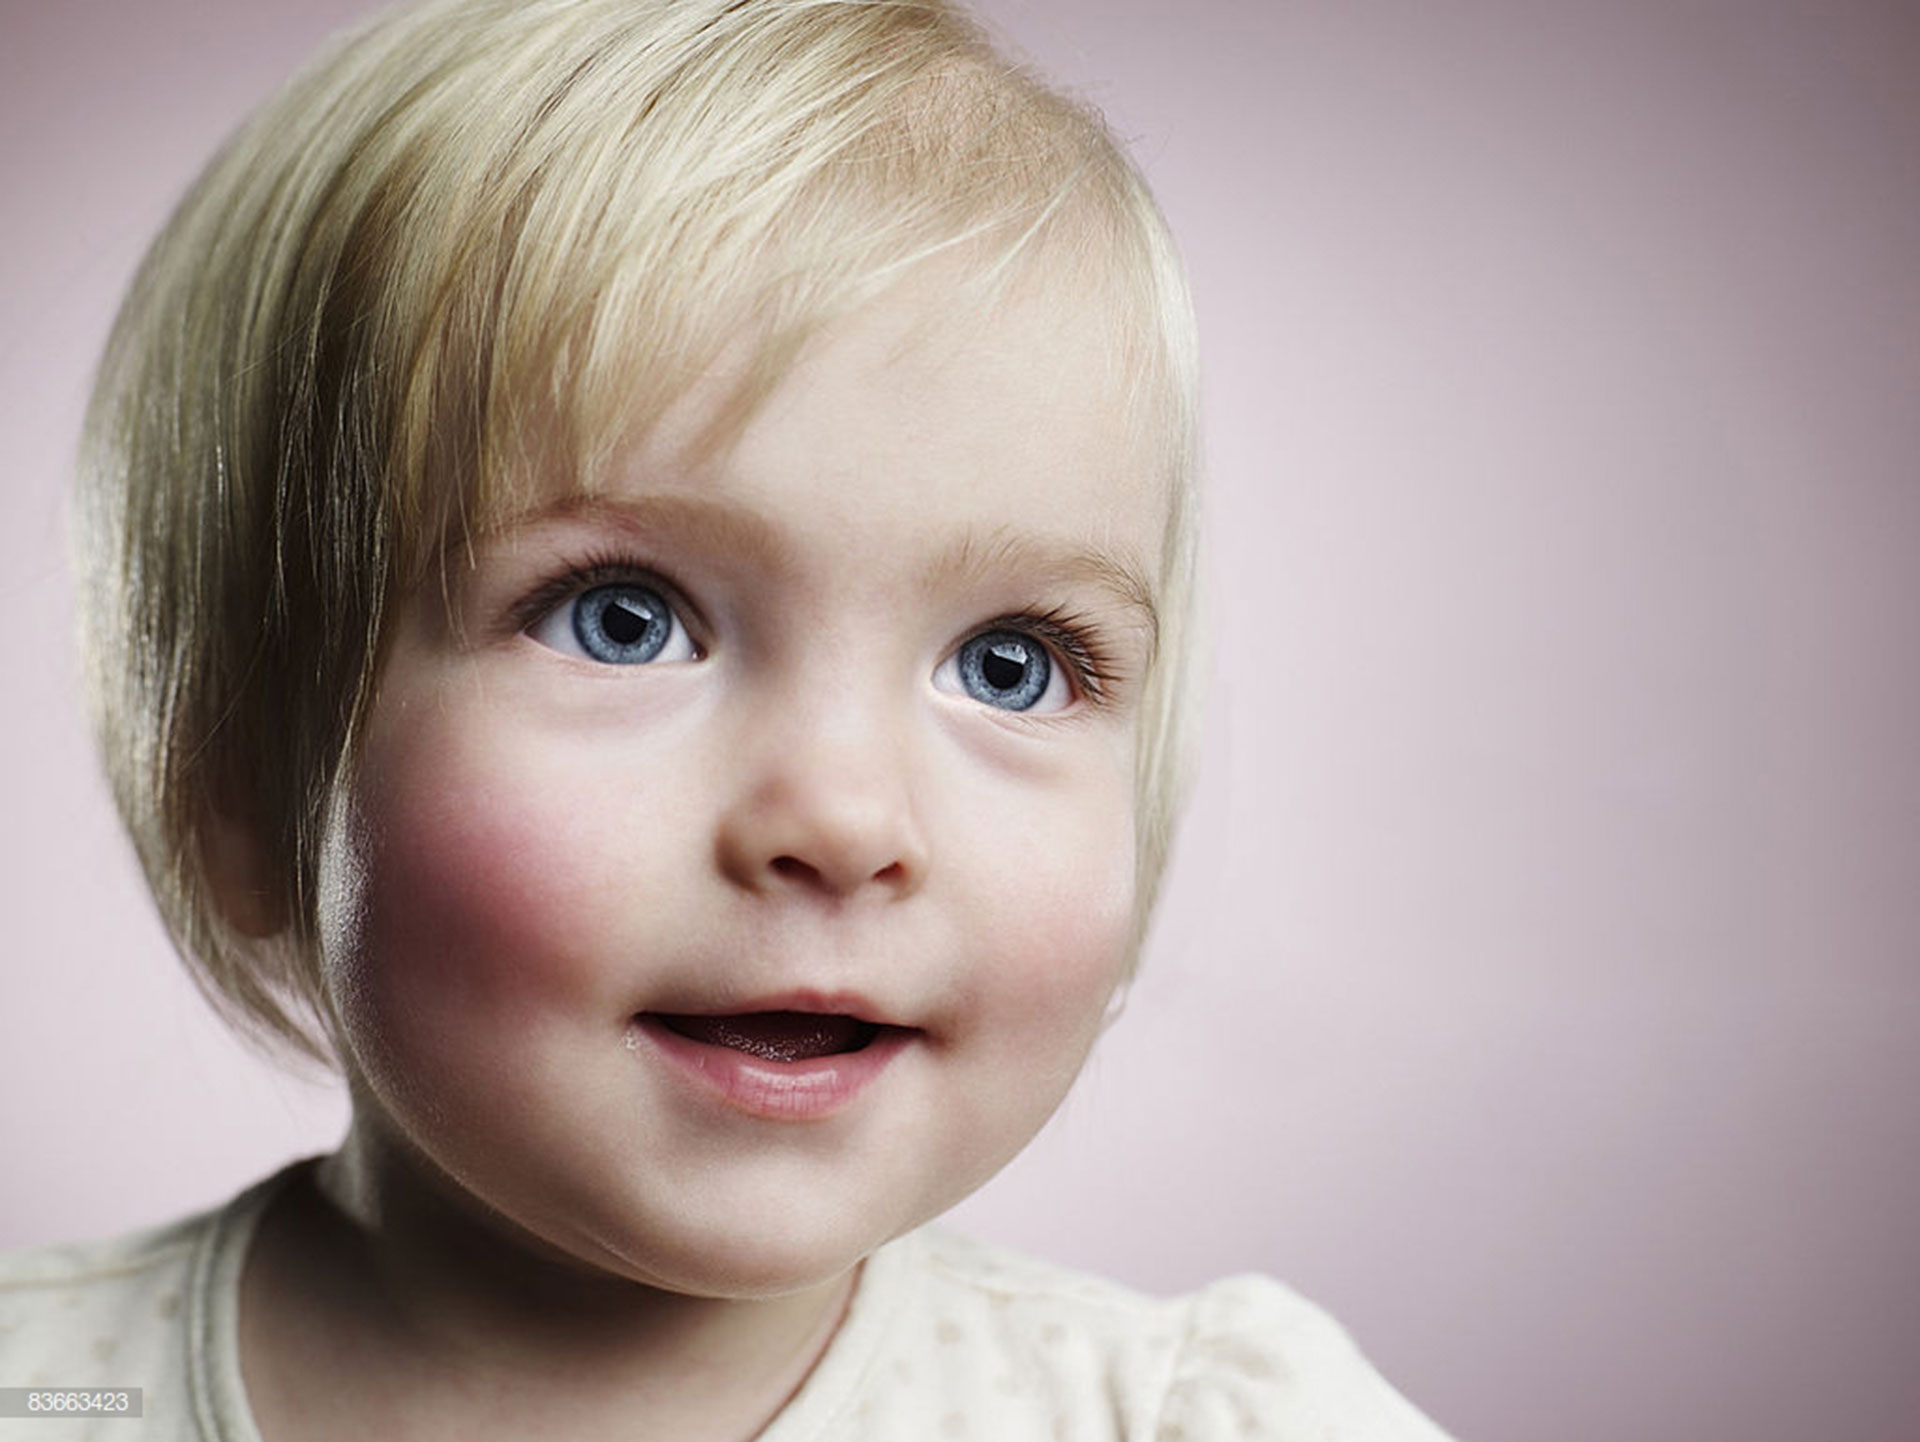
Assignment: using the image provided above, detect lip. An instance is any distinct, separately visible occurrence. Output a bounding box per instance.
[629,1006,915,1121]
[665,989,896,1026]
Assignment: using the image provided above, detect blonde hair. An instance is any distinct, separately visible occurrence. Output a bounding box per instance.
[77,0,1202,1066]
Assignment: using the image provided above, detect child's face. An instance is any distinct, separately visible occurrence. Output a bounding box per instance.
[317,266,1165,1297]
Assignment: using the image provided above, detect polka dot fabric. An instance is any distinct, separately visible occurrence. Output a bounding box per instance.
[769,1230,1453,1440]
[0,1166,1454,1440]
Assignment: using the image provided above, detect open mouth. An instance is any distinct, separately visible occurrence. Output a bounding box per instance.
[649,1011,885,1064]
[631,1006,913,1119]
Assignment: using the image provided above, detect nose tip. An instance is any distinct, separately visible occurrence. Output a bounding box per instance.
[717,765,927,901]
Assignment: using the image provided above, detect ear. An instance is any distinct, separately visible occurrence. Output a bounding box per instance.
[202,806,290,939]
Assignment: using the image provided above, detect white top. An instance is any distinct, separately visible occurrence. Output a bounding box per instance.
[0,1164,1454,1440]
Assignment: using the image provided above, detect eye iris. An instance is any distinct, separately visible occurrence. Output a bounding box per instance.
[959,631,1050,711]
[574,585,670,663]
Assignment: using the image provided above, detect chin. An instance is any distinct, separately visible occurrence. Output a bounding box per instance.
[521,1177,915,1301]
[594,1214,893,1301]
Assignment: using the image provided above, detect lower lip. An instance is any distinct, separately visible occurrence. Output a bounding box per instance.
[630,1016,914,1121]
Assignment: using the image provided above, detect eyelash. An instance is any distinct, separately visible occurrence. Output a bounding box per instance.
[507,552,700,645]
[512,552,1120,705]
[984,604,1117,705]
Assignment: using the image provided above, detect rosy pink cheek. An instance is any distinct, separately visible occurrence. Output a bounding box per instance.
[952,814,1134,1041]
[336,732,642,1034]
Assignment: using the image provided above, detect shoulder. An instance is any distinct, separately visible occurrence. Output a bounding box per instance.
[1157,1271,1457,1441]
[0,1165,301,1441]
[0,1215,210,1438]
[0,1209,208,1373]
[845,1229,1453,1442]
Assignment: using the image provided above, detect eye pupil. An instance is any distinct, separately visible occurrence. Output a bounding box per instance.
[981,642,1030,691]
[956,630,1051,711]
[600,596,652,646]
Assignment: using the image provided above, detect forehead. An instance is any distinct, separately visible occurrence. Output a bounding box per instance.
[576,264,1168,588]
[452,259,1168,628]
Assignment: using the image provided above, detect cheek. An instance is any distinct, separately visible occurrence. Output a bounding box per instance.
[318,705,663,1092]
[910,768,1134,1201]
[949,751,1137,1070]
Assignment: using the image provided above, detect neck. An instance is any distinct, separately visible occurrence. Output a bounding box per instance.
[243,1120,854,1442]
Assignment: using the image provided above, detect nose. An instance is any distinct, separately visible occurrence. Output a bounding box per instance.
[714,691,929,901]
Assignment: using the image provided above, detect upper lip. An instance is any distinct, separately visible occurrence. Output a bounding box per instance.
[637,989,905,1029]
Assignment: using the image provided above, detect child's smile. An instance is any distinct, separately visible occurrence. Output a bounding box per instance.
[631,1001,919,1119]
[314,263,1166,1300]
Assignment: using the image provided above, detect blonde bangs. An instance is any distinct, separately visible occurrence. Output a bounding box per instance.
[376,1,1189,547]
[80,0,1200,1064]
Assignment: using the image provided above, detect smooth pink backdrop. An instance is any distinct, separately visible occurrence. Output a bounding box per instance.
[3,3,1917,1440]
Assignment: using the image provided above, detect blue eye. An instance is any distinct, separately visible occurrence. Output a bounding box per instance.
[574,584,672,663]
[952,629,1054,712]
[529,582,694,665]
[576,579,675,664]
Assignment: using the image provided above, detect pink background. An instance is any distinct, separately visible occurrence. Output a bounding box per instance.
[4,2,1918,1438]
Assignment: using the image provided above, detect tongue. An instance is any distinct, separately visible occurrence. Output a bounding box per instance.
[661,1011,876,1062]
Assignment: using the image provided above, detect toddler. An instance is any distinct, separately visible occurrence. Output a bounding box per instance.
[3,1,1453,1437]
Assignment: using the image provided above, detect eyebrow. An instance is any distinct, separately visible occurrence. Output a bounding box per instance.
[489,493,1160,643]
[483,491,797,572]
[927,526,1161,650]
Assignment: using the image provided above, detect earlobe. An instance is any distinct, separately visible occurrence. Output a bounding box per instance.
[202,807,289,938]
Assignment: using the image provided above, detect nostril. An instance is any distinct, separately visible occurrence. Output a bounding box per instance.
[770,856,815,882]
[766,853,908,891]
